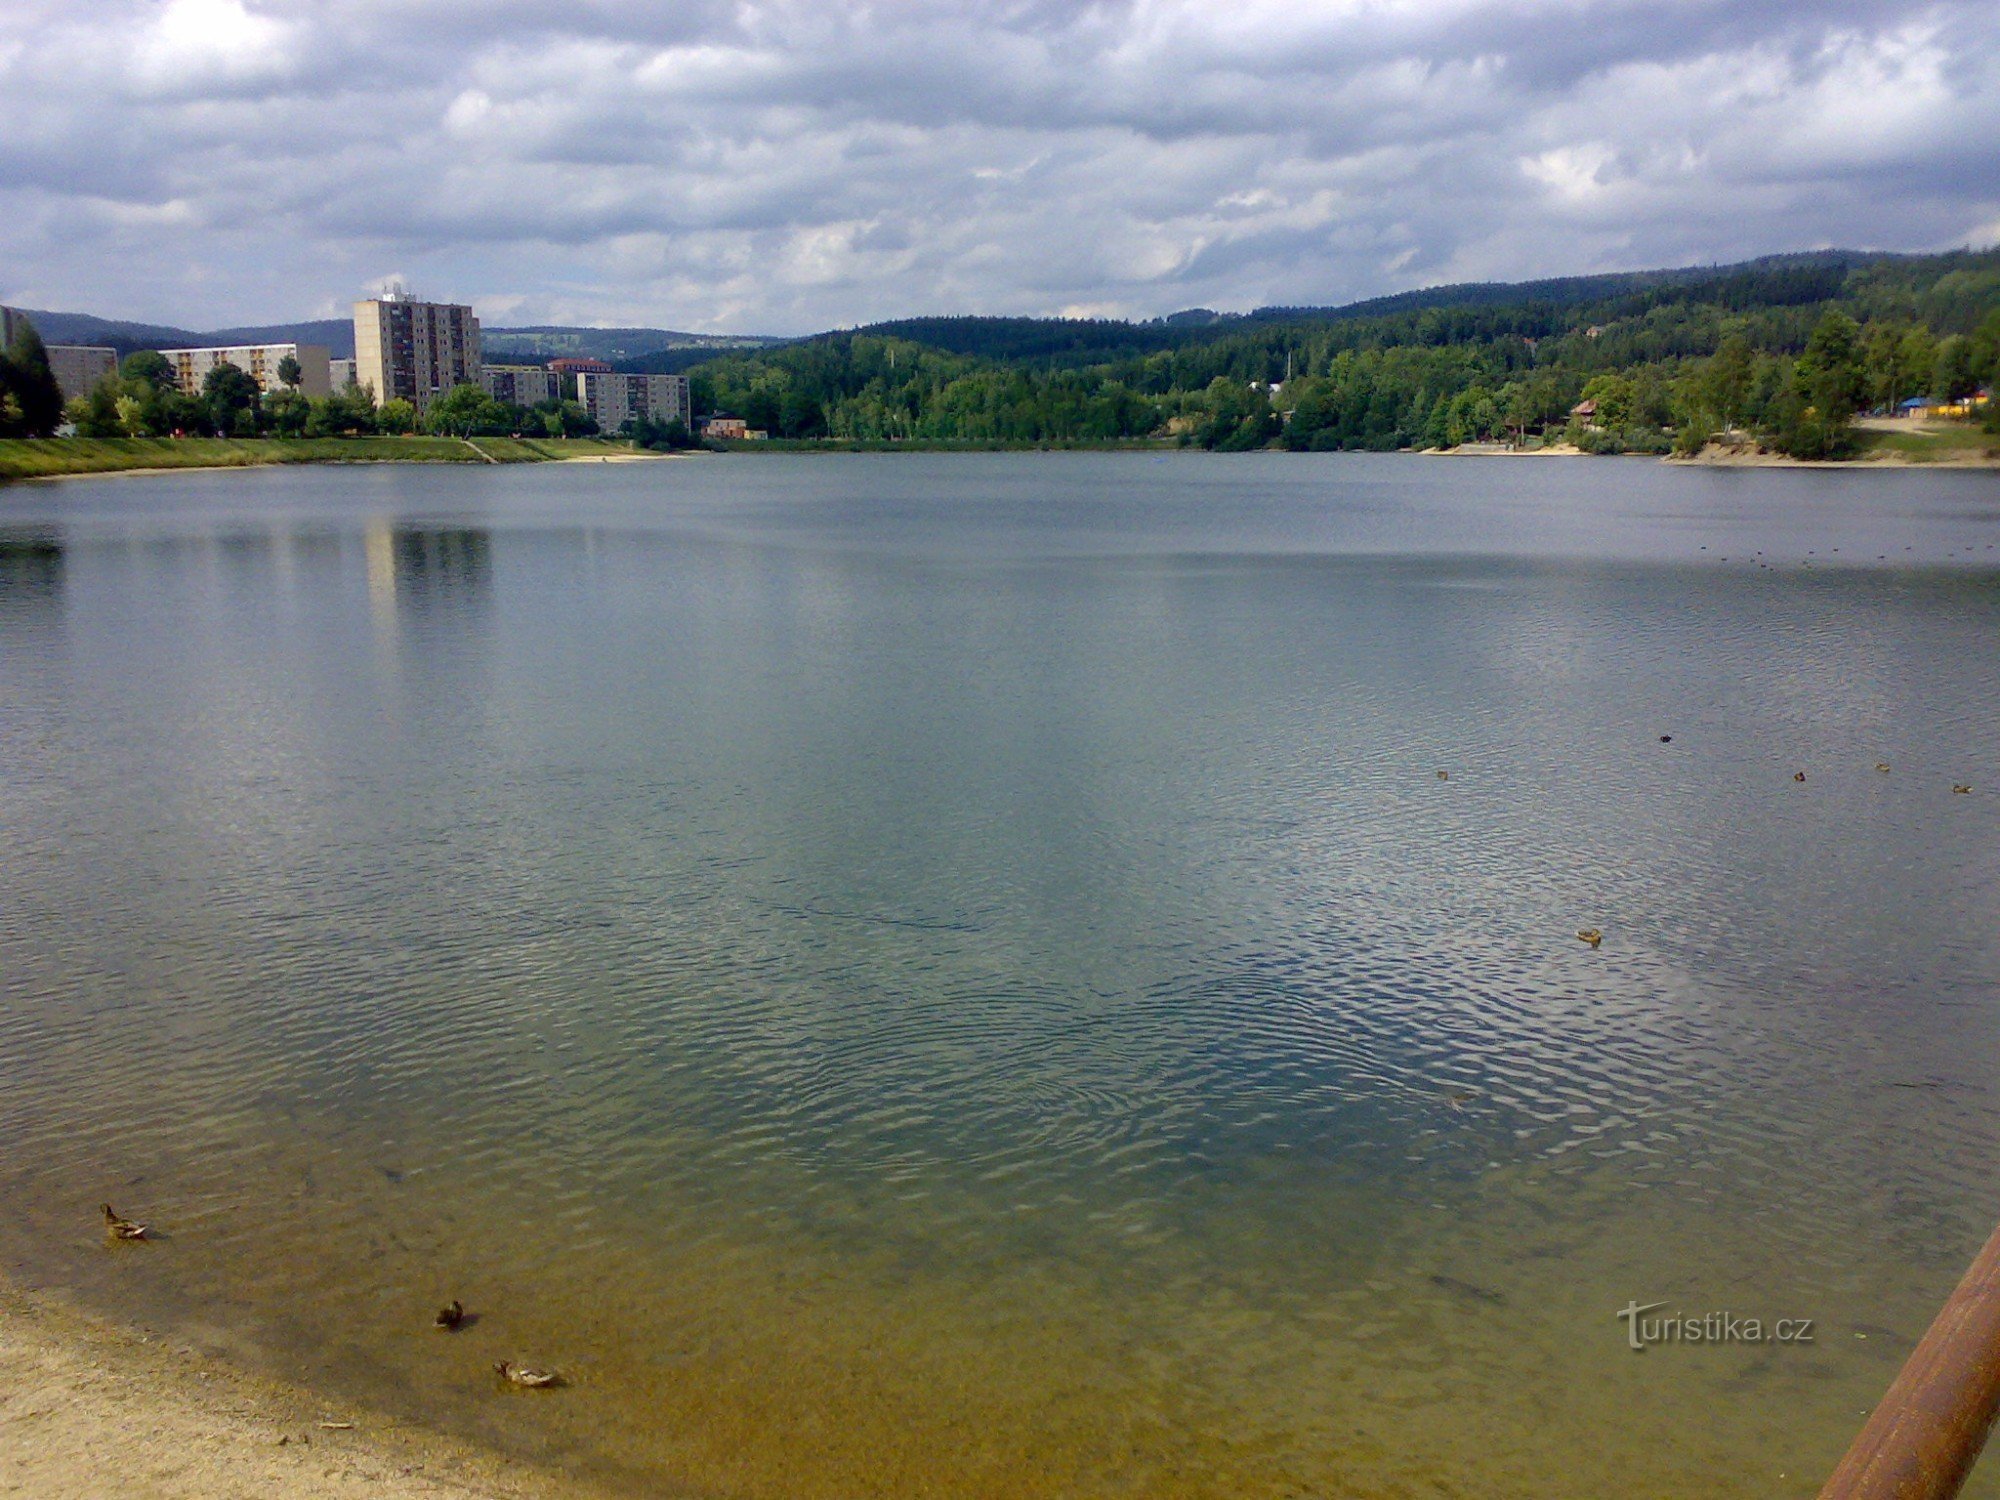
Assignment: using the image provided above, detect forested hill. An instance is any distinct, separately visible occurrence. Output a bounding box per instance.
[657,248,2000,458]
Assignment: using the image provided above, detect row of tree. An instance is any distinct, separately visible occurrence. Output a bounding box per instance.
[59,352,602,441]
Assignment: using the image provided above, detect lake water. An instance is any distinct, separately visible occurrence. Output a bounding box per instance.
[4,452,2000,1497]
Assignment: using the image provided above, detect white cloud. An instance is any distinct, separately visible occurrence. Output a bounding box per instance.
[0,0,1993,332]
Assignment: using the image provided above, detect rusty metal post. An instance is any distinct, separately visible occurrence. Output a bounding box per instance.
[1818,1218,2000,1499]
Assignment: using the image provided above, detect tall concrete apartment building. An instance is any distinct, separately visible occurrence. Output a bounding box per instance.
[160,343,331,399]
[46,345,119,402]
[576,371,692,432]
[0,304,31,348]
[481,364,555,407]
[353,295,481,412]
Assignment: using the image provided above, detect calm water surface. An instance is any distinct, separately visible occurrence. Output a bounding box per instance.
[4,453,2000,1496]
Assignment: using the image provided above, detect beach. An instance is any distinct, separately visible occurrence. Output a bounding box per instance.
[0,1279,592,1500]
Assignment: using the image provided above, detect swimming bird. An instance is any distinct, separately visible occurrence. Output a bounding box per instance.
[1436,770,1449,780]
[1660,735,1672,743]
[434,1300,464,1330]
[495,1361,561,1388]
[101,1204,148,1240]
[1954,784,1973,794]
[1876,763,1891,773]
[1793,771,1807,783]
[1577,929,1603,948]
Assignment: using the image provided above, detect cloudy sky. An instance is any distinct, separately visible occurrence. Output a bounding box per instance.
[2,0,1997,335]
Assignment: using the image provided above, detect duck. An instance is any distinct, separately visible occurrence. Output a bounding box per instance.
[1576,929,1603,948]
[102,1204,148,1240]
[1793,771,1807,783]
[495,1361,561,1388]
[1953,784,1973,795]
[434,1300,464,1330]
[1659,735,1672,744]
[1875,763,1891,773]
[1436,770,1449,781]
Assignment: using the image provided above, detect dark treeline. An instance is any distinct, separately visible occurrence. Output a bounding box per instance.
[671,250,2000,457]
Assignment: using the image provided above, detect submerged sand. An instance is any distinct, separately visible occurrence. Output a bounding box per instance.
[0,1280,597,1500]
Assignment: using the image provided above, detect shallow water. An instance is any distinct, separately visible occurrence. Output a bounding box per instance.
[4,452,2000,1496]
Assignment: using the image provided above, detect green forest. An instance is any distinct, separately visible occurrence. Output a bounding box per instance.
[664,250,2000,458]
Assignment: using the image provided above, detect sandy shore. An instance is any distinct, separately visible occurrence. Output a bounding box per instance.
[0,1280,598,1500]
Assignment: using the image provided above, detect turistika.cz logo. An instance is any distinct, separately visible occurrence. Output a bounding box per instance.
[1616,1301,1815,1352]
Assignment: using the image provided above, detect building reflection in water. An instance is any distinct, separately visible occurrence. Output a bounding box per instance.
[0,531,64,626]
[363,520,492,634]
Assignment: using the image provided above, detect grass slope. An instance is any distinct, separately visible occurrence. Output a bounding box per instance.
[0,435,638,481]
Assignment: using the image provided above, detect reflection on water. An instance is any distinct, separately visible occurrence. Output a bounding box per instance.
[366,521,491,632]
[0,528,63,608]
[2,457,2000,1497]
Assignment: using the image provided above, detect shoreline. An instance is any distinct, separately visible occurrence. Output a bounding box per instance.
[5,438,1996,484]
[0,1277,600,1500]
[23,451,684,483]
[0,437,667,485]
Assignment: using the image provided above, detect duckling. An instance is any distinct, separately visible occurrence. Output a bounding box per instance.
[1576,929,1603,948]
[1793,771,1807,783]
[434,1300,464,1331]
[1953,784,1973,795]
[495,1361,561,1388]
[101,1204,148,1240]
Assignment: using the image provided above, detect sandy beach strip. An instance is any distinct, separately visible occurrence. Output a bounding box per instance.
[0,1280,602,1500]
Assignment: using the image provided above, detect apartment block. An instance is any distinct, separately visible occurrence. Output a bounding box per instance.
[46,345,119,403]
[329,358,356,390]
[575,371,692,432]
[160,343,332,399]
[353,295,481,412]
[481,364,555,407]
[0,304,31,349]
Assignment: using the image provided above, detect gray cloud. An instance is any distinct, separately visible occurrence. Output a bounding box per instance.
[0,0,1995,333]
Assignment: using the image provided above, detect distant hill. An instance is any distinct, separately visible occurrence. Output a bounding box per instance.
[794,251,1919,369]
[10,310,780,364]
[486,326,779,364]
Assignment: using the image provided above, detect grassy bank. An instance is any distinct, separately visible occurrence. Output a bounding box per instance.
[1852,421,2000,464]
[0,435,641,482]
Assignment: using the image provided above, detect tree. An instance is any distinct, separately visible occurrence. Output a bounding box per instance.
[202,360,262,437]
[1932,336,1979,403]
[263,387,311,437]
[68,375,125,437]
[1797,309,1866,426]
[122,349,177,392]
[1700,333,1755,429]
[276,353,303,389]
[1579,374,1635,430]
[423,382,507,435]
[376,398,418,435]
[1,319,67,436]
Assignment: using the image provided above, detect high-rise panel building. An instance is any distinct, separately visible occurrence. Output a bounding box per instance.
[352,295,481,412]
[0,304,32,349]
[575,372,692,432]
[159,343,331,399]
[46,345,119,403]
[481,365,555,407]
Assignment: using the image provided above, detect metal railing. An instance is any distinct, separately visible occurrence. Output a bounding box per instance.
[1818,1218,2000,1498]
